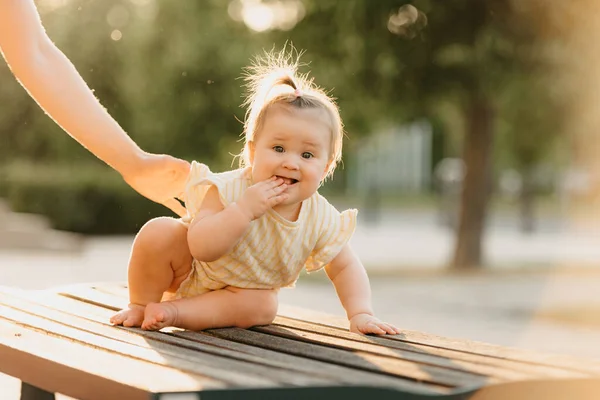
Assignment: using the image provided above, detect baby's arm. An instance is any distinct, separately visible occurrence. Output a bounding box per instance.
[187,186,251,261]
[325,244,400,335]
[188,177,288,261]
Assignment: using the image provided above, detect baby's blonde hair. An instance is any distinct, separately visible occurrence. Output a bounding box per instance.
[239,48,344,181]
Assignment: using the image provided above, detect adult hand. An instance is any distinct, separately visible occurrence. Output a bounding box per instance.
[121,152,190,217]
[237,177,288,221]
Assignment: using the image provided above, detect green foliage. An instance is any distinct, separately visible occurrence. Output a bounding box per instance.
[0,0,570,236]
[0,162,172,234]
[496,75,563,169]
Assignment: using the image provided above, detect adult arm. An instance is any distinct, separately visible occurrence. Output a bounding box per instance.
[0,0,189,216]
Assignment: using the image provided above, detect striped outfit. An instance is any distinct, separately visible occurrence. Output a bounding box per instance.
[176,161,357,298]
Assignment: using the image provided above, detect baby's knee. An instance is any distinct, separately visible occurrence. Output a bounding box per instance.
[135,217,187,252]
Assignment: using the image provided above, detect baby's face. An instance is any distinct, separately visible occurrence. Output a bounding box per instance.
[251,105,332,214]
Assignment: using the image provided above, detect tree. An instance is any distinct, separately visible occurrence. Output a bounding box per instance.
[116,1,267,166]
[496,75,563,233]
[269,0,525,269]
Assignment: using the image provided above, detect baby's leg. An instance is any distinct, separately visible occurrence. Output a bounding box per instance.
[110,217,192,327]
[142,286,279,331]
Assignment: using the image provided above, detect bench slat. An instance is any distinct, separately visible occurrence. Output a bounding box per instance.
[172,329,448,393]
[266,317,586,379]
[55,286,490,389]
[276,304,600,374]
[54,285,451,394]
[0,318,218,400]
[0,291,336,388]
[56,283,599,388]
[97,281,582,379]
[253,324,577,381]
[95,283,600,375]
[206,326,491,388]
[3,283,600,400]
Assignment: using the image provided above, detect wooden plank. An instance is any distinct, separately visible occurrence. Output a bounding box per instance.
[277,304,600,374]
[206,326,493,388]
[58,283,600,395]
[172,329,450,394]
[97,284,600,375]
[0,318,216,400]
[25,291,446,393]
[7,283,600,399]
[468,378,600,400]
[62,284,588,389]
[54,285,457,393]
[0,292,331,388]
[94,282,128,297]
[56,285,489,388]
[267,316,586,379]
[58,285,127,311]
[0,290,342,387]
[253,324,576,382]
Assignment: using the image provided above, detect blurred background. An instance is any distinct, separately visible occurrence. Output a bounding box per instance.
[2,0,600,371]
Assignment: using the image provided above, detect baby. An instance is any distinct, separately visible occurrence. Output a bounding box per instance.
[110,50,400,336]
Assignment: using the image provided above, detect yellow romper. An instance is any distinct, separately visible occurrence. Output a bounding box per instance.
[176,161,358,298]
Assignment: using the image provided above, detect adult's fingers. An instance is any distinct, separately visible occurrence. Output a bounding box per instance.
[163,198,187,217]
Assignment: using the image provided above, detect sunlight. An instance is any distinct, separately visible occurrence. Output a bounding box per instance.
[243,1,274,32]
[229,0,305,32]
[129,0,158,22]
[110,30,123,41]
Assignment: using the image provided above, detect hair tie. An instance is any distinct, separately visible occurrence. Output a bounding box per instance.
[294,88,303,97]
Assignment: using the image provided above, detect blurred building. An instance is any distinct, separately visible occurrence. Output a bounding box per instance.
[348,121,433,195]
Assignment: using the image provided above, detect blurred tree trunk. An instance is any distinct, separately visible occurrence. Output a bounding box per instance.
[451,92,494,270]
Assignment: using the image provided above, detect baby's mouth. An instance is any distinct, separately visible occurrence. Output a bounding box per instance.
[276,176,298,185]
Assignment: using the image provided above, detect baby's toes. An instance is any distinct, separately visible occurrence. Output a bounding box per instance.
[123,314,143,327]
[141,315,161,330]
[110,311,127,325]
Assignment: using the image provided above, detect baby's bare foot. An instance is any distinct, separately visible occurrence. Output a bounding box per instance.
[142,302,178,330]
[110,304,145,327]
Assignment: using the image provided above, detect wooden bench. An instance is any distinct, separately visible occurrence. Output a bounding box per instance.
[1,283,600,400]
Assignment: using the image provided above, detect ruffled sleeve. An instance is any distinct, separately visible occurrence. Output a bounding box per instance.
[182,161,230,224]
[304,199,358,273]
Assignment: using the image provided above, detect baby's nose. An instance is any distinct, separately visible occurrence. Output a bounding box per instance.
[282,157,300,170]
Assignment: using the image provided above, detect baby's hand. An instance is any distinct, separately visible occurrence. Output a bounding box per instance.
[350,313,401,335]
[237,177,288,220]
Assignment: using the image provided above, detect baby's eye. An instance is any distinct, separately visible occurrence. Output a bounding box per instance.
[273,146,284,153]
[302,152,314,159]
